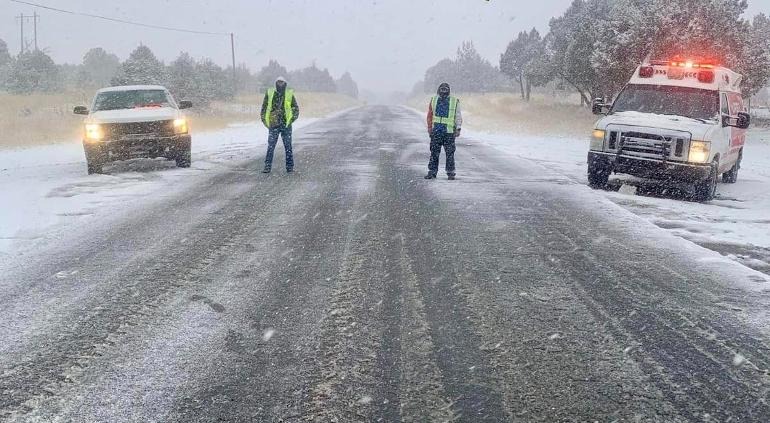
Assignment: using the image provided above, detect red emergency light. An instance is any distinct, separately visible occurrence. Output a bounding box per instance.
[697,70,715,83]
[667,57,717,69]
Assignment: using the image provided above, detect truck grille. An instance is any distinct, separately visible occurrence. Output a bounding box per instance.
[104,120,174,139]
[607,129,687,160]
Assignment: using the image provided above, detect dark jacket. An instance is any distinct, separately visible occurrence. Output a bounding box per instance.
[261,89,300,129]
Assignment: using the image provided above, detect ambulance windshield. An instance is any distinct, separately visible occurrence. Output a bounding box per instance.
[612,84,720,121]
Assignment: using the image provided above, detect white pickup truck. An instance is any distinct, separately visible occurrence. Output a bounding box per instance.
[74,85,193,174]
[588,60,750,201]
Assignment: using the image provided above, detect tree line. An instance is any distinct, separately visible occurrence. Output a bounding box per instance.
[420,0,770,104]
[0,42,359,105]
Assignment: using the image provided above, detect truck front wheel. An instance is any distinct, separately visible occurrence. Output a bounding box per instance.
[84,144,105,175]
[175,149,191,168]
[87,161,103,175]
[722,150,742,184]
[693,160,718,202]
[588,161,611,188]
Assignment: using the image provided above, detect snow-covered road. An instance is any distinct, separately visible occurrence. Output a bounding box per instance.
[2,106,770,421]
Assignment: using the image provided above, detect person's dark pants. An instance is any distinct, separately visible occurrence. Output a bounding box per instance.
[265,125,293,171]
[428,132,456,176]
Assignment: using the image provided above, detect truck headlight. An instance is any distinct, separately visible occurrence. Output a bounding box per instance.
[85,124,104,141]
[590,129,605,151]
[173,118,188,134]
[689,140,711,163]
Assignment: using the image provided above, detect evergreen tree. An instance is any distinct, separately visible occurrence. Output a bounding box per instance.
[256,60,288,91]
[289,64,336,92]
[501,28,546,100]
[0,38,11,68]
[741,14,770,98]
[6,50,60,93]
[335,72,359,98]
[168,52,197,101]
[111,45,168,86]
[81,47,121,88]
[424,42,508,94]
[0,38,11,91]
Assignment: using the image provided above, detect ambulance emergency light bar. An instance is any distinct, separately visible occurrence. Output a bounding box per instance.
[638,59,717,83]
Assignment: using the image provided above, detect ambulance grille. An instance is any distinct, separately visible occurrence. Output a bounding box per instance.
[614,131,686,159]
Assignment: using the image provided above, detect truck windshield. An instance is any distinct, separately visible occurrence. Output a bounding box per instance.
[611,84,719,121]
[93,90,175,111]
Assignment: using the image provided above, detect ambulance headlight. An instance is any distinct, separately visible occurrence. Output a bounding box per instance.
[590,129,605,151]
[689,140,711,163]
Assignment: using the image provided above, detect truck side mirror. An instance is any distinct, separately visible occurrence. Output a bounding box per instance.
[736,112,750,129]
[178,100,193,109]
[73,106,89,115]
[592,98,609,115]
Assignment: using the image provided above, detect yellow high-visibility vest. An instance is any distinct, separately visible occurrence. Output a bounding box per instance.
[264,88,295,127]
[431,95,458,133]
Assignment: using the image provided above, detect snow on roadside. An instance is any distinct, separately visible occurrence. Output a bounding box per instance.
[0,119,317,255]
[464,125,770,275]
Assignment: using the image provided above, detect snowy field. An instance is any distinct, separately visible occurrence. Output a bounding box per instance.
[0,119,318,256]
[464,125,770,275]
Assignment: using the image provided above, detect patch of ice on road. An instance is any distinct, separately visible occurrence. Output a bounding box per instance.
[262,328,275,342]
[549,333,561,340]
[357,395,373,405]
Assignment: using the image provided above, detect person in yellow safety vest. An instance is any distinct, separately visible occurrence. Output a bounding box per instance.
[425,82,462,180]
[260,76,300,173]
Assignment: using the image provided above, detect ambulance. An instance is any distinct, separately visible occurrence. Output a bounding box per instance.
[587,59,751,201]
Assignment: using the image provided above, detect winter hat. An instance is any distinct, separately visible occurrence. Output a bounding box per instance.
[276,76,287,84]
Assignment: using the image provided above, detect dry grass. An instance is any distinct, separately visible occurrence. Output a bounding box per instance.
[0,92,91,148]
[0,92,362,149]
[409,92,596,137]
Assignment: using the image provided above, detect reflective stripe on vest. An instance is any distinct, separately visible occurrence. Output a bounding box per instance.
[431,95,457,133]
[264,88,295,127]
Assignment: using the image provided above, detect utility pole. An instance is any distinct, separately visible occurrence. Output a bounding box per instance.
[33,11,38,51]
[230,33,237,96]
[16,13,25,54]
[15,13,40,54]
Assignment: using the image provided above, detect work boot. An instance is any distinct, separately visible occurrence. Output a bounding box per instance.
[286,168,294,173]
[424,173,436,179]
[262,167,271,174]
[448,174,456,180]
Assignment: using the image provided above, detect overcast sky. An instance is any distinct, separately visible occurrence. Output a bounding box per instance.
[1,0,768,92]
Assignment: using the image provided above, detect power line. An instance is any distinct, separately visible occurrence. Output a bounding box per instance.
[9,0,229,36]
[10,0,241,91]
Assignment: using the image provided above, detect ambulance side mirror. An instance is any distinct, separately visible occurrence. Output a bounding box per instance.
[592,98,610,115]
[723,112,750,129]
[736,112,751,129]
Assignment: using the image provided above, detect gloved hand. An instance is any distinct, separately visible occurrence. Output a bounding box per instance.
[454,128,461,138]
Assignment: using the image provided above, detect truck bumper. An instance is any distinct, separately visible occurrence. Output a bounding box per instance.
[588,151,712,182]
[84,134,191,163]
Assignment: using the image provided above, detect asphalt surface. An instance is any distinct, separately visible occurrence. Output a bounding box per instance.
[2,106,770,422]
